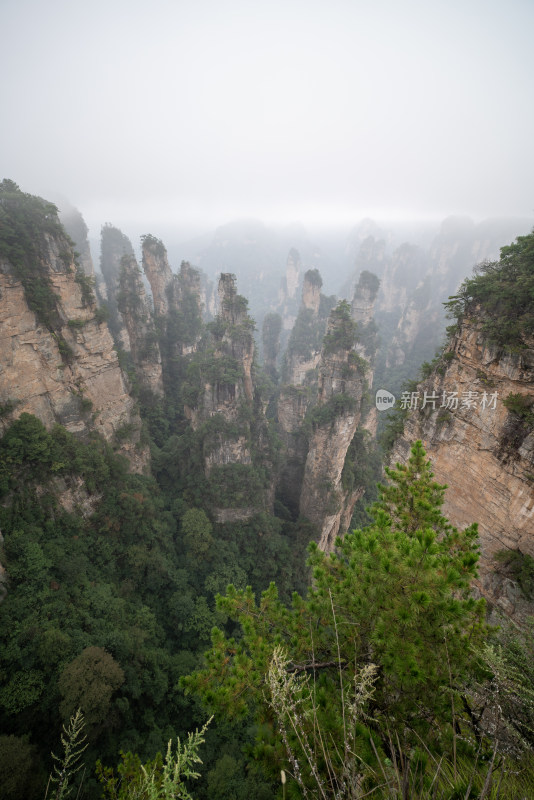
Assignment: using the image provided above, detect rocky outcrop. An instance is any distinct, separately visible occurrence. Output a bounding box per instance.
[59,203,94,277]
[141,236,204,367]
[301,268,322,314]
[262,313,282,377]
[183,274,273,522]
[166,261,204,356]
[391,318,534,622]
[299,302,367,550]
[118,255,164,397]
[351,272,379,327]
[186,275,255,428]
[378,243,425,315]
[277,248,302,335]
[141,235,173,318]
[279,248,301,304]
[276,271,331,513]
[282,270,328,388]
[98,224,134,351]
[0,213,146,471]
[351,271,380,438]
[217,273,254,402]
[379,218,532,371]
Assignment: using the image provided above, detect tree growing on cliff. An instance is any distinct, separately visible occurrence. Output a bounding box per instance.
[444,228,534,348]
[183,441,486,795]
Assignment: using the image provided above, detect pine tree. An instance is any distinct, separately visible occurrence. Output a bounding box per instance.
[183,442,487,793]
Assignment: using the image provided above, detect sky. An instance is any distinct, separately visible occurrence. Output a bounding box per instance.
[1,0,533,235]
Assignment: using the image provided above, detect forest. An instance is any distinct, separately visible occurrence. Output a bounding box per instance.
[0,183,533,799]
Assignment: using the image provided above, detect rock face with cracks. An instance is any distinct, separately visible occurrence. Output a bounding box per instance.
[117,254,164,397]
[184,274,272,522]
[0,224,146,472]
[391,317,534,622]
[299,306,367,551]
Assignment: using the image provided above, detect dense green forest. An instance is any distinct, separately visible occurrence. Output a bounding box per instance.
[0,187,533,799]
[0,410,314,799]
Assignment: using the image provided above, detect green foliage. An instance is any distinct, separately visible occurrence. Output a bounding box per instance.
[0,179,64,332]
[49,708,88,800]
[306,393,358,429]
[495,549,534,600]
[261,312,282,367]
[304,268,322,288]
[97,718,211,800]
[208,463,266,508]
[444,229,534,349]
[58,647,125,729]
[67,318,86,329]
[419,344,455,379]
[0,399,308,798]
[381,379,419,452]
[141,233,167,259]
[223,291,249,319]
[498,393,534,455]
[184,442,486,795]
[74,268,96,306]
[0,734,44,800]
[117,257,145,316]
[0,180,82,361]
[0,414,193,792]
[341,428,382,524]
[356,318,380,360]
[99,224,135,344]
[94,304,110,324]
[357,269,380,300]
[165,267,203,349]
[283,304,328,369]
[321,300,357,355]
[502,392,534,426]
[0,399,18,417]
[181,509,213,560]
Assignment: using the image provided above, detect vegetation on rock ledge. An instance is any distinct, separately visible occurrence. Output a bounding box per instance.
[445,229,534,349]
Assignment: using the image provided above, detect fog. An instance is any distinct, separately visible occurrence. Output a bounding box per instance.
[1,0,533,236]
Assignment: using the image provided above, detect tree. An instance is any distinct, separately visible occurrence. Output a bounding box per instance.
[58,646,125,732]
[444,229,534,349]
[181,508,214,561]
[183,442,486,794]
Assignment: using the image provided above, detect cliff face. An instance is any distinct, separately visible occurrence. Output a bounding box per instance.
[284,248,300,300]
[142,235,173,318]
[183,274,274,521]
[141,237,204,368]
[276,271,331,514]
[276,270,377,532]
[351,271,380,438]
[277,248,302,335]
[299,303,367,550]
[282,270,327,387]
[98,224,134,351]
[186,274,254,428]
[59,203,94,277]
[0,191,145,470]
[391,319,534,622]
[379,218,532,371]
[118,255,164,397]
[301,272,321,314]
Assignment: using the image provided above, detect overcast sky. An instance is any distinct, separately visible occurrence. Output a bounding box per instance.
[1,0,533,234]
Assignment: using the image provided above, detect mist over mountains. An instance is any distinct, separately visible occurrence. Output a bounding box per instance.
[81,211,531,322]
